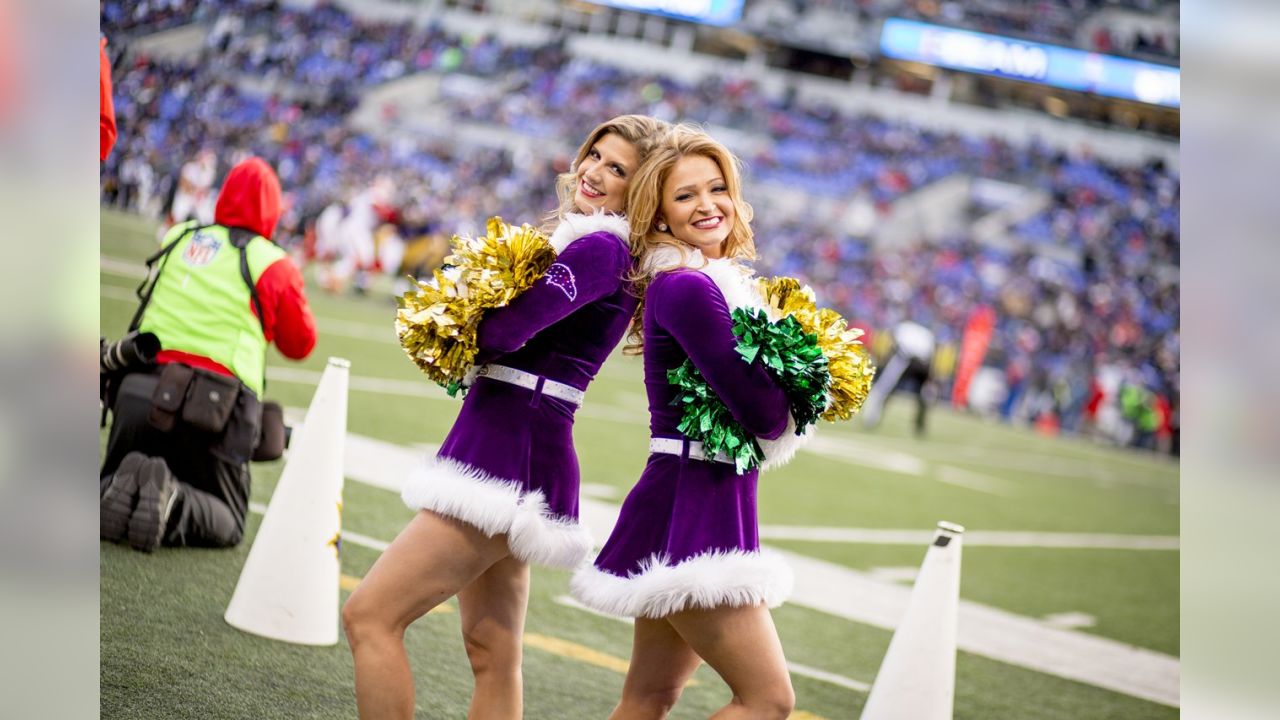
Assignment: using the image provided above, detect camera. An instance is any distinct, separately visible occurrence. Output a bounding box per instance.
[101,331,161,375]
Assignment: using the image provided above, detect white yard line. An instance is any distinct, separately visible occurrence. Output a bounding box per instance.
[758,526,1179,550]
[315,318,399,344]
[1042,612,1098,630]
[270,366,449,401]
[802,433,927,476]
[251,424,1178,707]
[249,501,389,553]
[934,464,1018,495]
[786,662,872,693]
[101,285,138,302]
[101,256,146,279]
[338,529,390,553]
[554,594,632,623]
[826,432,1172,485]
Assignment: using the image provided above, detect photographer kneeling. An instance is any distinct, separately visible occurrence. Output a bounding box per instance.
[100,157,316,552]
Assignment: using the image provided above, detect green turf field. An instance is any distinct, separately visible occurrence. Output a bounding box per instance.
[100,209,1179,719]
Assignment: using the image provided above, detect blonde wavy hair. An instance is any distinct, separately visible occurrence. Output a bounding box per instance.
[622,124,757,353]
[546,115,673,229]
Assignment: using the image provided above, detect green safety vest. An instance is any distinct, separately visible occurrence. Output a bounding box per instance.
[137,221,285,396]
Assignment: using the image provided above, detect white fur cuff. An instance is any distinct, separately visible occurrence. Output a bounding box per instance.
[402,456,593,569]
[759,414,814,471]
[569,549,794,619]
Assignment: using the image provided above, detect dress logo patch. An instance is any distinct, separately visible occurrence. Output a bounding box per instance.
[544,263,578,301]
[182,230,222,267]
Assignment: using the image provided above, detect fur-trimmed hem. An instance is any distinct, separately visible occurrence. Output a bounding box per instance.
[508,490,594,568]
[548,211,630,254]
[569,549,794,618]
[759,414,814,471]
[401,456,525,536]
[401,456,592,568]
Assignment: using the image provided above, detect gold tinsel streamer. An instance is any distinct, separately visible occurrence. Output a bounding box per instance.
[395,217,557,388]
[757,276,877,422]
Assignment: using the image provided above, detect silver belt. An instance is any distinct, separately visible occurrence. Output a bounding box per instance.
[649,437,735,466]
[476,364,585,407]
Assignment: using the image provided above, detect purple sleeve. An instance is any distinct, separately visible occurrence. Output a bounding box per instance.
[475,231,630,360]
[653,271,789,440]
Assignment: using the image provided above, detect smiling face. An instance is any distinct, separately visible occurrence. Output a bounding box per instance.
[573,132,639,215]
[657,154,734,259]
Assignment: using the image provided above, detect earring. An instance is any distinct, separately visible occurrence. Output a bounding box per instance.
[657,222,668,232]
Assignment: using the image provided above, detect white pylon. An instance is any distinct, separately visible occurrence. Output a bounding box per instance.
[225,358,350,645]
[860,521,965,720]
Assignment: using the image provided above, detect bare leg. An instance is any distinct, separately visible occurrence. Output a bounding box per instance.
[666,605,795,720]
[608,617,703,720]
[343,510,512,720]
[457,555,531,720]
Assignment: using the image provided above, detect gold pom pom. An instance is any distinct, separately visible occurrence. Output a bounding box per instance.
[811,307,876,422]
[395,217,556,387]
[758,276,877,422]
[450,217,558,310]
[759,276,818,322]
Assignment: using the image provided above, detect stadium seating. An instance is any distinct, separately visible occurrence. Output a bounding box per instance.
[100,0,1178,451]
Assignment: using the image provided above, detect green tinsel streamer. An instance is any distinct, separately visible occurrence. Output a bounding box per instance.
[667,361,764,474]
[667,308,831,475]
[731,308,830,433]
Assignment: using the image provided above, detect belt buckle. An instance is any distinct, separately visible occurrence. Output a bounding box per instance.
[477,365,490,377]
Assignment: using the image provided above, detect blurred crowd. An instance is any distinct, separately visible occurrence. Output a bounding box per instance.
[101,0,225,39]
[774,0,1178,60]
[105,0,1178,62]
[100,1,1178,452]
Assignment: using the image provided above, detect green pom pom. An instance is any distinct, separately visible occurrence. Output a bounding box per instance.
[730,308,830,434]
[667,361,764,474]
[665,306,831,474]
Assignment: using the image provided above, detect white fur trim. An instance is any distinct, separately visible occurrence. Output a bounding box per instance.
[402,456,524,536]
[548,211,630,254]
[509,491,594,568]
[639,243,701,277]
[401,456,592,568]
[570,549,794,618]
[698,257,764,314]
[758,414,814,471]
[640,244,763,314]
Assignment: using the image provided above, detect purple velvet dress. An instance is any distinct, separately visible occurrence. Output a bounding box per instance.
[401,214,636,568]
[571,265,796,618]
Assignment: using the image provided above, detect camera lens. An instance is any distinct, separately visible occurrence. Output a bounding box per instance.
[101,331,161,373]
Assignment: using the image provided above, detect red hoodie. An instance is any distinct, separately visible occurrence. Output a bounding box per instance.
[157,158,318,379]
[216,157,281,239]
